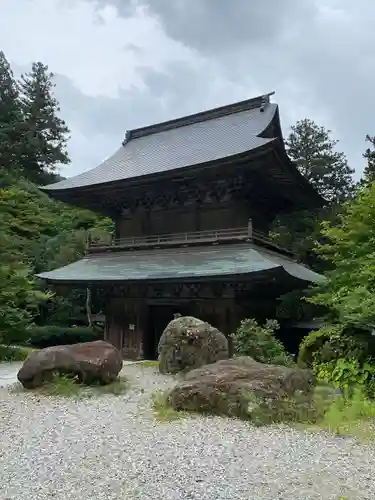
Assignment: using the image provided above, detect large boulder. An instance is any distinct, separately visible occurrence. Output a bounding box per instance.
[158,316,229,374]
[17,340,123,389]
[168,357,317,422]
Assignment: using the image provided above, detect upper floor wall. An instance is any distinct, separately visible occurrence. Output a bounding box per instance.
[115,201,270,239]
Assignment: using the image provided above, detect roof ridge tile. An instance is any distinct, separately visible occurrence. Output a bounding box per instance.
[124,92,275,143]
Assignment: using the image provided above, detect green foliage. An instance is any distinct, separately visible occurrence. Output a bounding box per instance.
[152,391,189,422]
[276,289,322,323]
[286,118,355,203]
[164,379,375,440]
[0,51,24,176]
[298,326,339,367]
[231,318,294,366]
[15,373,128,398]
[0,52,114,334]
[314,358,375,397]
[309,183,375,330]
[0,179,106,338]
[272,119,355,270]
[28,326,101,348]
[19,61,70,185]
[235,385,338,427]
[0,263,51,345]
[0,345,35,362]
[0,179,112,265]
[0,170,112,331]
[362,134,375,186]
[271,209,325,269]
[299,325,375,368]
[315,388,375,442]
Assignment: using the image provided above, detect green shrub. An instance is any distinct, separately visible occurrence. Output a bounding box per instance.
[0,345,34,362]
[28,325,102,348]
[314,358,375,397]
[316,388,375,442]
[231,318,294,366]
[298,324,374,368]
[298,327,333,367]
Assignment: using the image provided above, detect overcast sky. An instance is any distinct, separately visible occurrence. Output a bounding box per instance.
[0,0,373,179]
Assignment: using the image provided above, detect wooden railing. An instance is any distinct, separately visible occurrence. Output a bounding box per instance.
[88,224,293,255]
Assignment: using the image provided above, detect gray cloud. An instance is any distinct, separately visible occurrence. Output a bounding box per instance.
[95,0,374,176]
[8,0,375,180]
[102,0,315,53]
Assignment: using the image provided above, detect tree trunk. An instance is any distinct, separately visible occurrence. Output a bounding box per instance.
[86,287,93,329]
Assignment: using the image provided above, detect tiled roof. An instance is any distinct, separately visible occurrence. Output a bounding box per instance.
[42,94,278,191]
[36,243,323,284]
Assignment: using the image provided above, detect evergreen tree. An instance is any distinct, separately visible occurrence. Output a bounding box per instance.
[19,62,70,185]
[362,134,375,186]
[0,51,24,176]
[286,118,355,203]
[310,182,375,329]
[272,119,354,273]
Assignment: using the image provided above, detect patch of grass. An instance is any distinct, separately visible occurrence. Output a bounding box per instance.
[311,389,375,442]
[94,377,129,396]
[164,381,375,443]
[13,374,129,399]
[0,345,36,362]
[152,390,189,422]
[41,374,82,397]
[238,384,375,437]
[137,360,159,368]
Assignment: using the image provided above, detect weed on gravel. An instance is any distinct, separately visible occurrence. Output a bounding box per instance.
[305,388,375,443]
[11,374,129,399]
[152,390,190,422]
[137,360,159,369]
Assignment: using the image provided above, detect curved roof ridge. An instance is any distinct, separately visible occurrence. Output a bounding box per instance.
[124,92,275,143]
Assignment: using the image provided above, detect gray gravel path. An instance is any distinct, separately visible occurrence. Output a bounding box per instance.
[0,362,23,388]
[0,363,375,500]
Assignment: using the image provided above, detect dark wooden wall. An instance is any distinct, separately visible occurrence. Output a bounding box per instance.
[116,202,270,239]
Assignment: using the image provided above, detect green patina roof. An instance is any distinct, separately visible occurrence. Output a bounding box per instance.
[36,243,323,284]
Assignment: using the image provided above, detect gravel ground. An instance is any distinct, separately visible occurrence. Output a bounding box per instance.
[1,363,375,500]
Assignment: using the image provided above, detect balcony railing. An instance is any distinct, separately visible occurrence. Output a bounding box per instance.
[87,223,293,256]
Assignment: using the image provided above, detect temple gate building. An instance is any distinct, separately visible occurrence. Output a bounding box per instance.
[38,92,323,359]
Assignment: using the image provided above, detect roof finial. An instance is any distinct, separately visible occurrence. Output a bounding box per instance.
[122,130,132,146]
[260,94,270,113]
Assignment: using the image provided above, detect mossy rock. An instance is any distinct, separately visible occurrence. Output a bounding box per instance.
[168,356,319,423]
[158,316,229,374]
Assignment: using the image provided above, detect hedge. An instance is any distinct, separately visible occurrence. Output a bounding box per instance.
[0,345,33,362]
[27,326,103,348]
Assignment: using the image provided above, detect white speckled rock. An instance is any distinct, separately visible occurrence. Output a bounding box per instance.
[0,362,374,499]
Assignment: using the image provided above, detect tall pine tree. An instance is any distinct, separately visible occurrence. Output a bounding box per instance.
[272,119,354,272]
[19,62,70,185]
[0,51,24,178]
[362,134,375,186]
[286,118,355,203]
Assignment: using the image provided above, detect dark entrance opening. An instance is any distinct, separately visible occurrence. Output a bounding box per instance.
[277,325,311,357]
[144,304,191,360]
